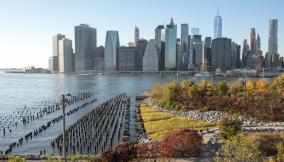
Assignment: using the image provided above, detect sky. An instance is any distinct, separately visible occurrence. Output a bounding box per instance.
[0,0,283,68]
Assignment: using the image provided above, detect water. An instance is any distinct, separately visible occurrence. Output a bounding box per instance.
[0,71,273,155]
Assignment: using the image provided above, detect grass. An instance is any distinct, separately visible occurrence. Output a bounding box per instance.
[140,104,216,140]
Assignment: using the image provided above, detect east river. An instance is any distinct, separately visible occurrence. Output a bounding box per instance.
[0,71,273,155]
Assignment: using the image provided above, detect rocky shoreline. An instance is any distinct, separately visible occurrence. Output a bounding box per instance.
[143,97,284,128]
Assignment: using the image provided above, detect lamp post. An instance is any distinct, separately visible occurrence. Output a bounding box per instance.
[60,93,71,162]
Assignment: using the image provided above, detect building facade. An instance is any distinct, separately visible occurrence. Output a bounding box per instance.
[74,24,97,72]
[134,26,139,46]
[104,31,120,70]
[211,38,232,71]
[143,39,158,71]
[214,9,222,38]
[135,39,148,71]
[165,18,177,70]
[58,38,74,73]
[94,46,104,70]
[118,47,136,71]
[155,25,165,71]
[180,24,189,70]
[191,35,203,67]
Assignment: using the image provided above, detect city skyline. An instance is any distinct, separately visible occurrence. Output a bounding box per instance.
[0,0,283,68]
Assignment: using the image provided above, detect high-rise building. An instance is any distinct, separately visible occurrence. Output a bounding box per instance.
[249,28,257,54]
[191,28,200,35]
[58,38,74,73]
[48,56,59,73]
[268,19,278,54]
[118,47,136,71]
[135,39,148,71]
[242,39,249,67]
[143,39,158,71]
[231,42,241,69]
[256,34,261,52]
[165,18,177,70]
[50,34,65,72]
[214,7,222,38]
[94,46,104,70]
[53,34,66,57]
[74,24,97,72]
[203,37,212,71]
[155,25,165,71]
[104,31,120,70]
[191,35,203,67]
[211,38,232,71]
[134,26,139,46]
[180,24,189,70]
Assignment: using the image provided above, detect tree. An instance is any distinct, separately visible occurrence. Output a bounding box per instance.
[217,134,264,162]
[228,80,244,95]
[269,73,284,89]
[215,81,228,95]
[255,80,269,90]
[246,80,255,91]
[160,129,203,157]
[218,117,242,140]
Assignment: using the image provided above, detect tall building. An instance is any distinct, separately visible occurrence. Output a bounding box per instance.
[256,34,261,52]
[211,38,232,71]
[74,24,97,71]
[242,39,249,67]
[118,47,136,71]
[155,25,165,71]
[135,39,148,71]
[249,28,257,54]
[165,18,177,70]
[104,31,120,70]
[134,26,140,46]
[268,19,278,54]
[231,42,241,69]
[191,35,203,67]
[191,28,200,35]
[50,34,65,72]
[94,46,104,70]
[180,24,189,70]
[53,34,66,57]
[214,7,222,38]
[58,38,74,73]
[143,39,158,71]
[203,37,212,71]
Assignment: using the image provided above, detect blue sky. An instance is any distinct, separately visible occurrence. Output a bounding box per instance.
[0,0,283,68]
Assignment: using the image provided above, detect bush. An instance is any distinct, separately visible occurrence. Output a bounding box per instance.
[246,80,255,91]
[8,156,26,162]
[218,117,242,140]
[255,80,269,90]
[136,141,160,159]
[217,134,264,162]
[101,141,137,162]
[270,73,284,89]
[160,129,203,157]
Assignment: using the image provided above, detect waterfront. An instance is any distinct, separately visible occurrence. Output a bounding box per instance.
[0,71,273,155]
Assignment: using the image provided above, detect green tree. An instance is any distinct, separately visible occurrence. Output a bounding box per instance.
[269,73,284,89]
[218,117,242,140]
[217,134,264,162]
[215,81,228,95]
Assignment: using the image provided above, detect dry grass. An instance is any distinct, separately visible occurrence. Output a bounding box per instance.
[140,104,216,140]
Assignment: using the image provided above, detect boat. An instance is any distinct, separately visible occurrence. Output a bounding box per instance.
[194,72,210,77]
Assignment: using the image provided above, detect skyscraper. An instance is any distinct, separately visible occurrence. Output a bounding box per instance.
[143,39,158,71]
[50,34,65,72]
[256,34,261,52]
[104,31,120,70]
[268,19,278,54]
[214,7,222,38]
[58,38,74,73]
[135,39,148,71]
[155,25,165,71]
[191,35,203,67]
[74,24,97,72]
[211,38,232,71]
[203,37,212,71]
[165,18,177,70]
[118,47,136,71]
[249,28,257,54]
[94,46,105,70]
[134,26,140,46]
[180,24,189,70]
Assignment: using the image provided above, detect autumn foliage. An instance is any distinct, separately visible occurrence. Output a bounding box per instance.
[149,73,284,121]
[159,129,203,157]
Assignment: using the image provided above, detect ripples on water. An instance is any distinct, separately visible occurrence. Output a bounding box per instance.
[0,71,273,155]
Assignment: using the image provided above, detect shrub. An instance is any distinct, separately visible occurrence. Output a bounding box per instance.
[136,141,160,159]
[215,81,228,95]
[246,80,255,91]
[270,73,284,89]
[160,129,203,157]
[217,134,264,162]
[8,156,26,162]
[255,80,269,90]
[218,117,242,140]
[101,141,137,162]
[228,80,244,95]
